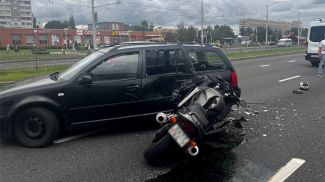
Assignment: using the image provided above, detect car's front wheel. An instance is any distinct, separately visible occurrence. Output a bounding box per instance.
[13,107,59,148]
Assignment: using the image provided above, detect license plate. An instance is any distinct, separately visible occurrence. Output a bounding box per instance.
[168,124,190,147]
[311,55,318,58]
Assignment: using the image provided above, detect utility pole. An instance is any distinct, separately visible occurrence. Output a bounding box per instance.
[91,0,97,50]
[266,4,269,46]
[298,11,301,46]
[201,0,204,44]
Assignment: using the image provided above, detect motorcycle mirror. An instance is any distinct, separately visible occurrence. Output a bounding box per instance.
[239,98,247,108]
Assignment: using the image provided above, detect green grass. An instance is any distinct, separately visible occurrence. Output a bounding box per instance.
[226,47,304,60]
[0,65,69,82]
[0,49,88,62]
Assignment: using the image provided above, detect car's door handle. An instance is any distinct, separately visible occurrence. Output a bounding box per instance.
[126,84,140,91]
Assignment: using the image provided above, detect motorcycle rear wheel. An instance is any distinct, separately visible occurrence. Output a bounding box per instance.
[144,134,178,166]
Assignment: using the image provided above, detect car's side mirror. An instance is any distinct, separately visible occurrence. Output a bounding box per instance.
[80,75,93,85]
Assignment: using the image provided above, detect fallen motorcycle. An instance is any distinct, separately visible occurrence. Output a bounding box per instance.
[143,75,247,165]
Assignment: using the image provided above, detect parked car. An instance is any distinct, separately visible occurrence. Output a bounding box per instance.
[277,38,292,47]
[0,43,240,147]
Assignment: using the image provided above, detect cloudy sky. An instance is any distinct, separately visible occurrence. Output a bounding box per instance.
[32,0,325,33]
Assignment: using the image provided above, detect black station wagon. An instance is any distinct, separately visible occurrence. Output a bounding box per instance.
[0,43,240,147]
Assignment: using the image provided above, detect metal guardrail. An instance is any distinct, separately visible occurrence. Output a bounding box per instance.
[0,50,87,70]
[0,58,80,70]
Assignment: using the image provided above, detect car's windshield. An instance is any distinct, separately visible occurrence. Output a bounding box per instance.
[57,48,112,81]
[310,26,325,42]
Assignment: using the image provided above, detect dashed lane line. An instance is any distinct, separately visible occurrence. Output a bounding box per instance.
[278,75,301,82]
[268,158,305,182]
[259,64,271,68]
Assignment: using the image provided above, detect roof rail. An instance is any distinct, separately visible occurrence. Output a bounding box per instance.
[177,42,214,47]
[120,41,167,45]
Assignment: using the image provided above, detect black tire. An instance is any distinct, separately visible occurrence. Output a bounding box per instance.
[13,107,59,148]
[311,61,319,67]
[144,134,177,166]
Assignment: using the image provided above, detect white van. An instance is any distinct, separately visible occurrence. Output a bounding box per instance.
[277,38,292,47]
[305,19,325,66]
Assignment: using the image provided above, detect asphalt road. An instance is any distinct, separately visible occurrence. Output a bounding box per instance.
[1,53,324,182]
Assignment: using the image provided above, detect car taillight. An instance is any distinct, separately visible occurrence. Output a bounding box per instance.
[231,71,238,88]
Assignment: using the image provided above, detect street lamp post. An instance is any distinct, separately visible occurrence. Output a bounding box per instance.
[200,0,204,43]
[91,0,120,50]
[298,11,301,46]
[91,0,97,50]
[266,4,269,46]
[64,28,68,50]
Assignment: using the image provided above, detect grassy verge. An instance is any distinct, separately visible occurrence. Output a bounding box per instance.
[226,47,304,60]
[0,49,88,62]
[0,65,69,82]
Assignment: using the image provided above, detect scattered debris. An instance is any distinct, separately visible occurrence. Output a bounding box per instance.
[293,89,304,94]
[299,81,310,90]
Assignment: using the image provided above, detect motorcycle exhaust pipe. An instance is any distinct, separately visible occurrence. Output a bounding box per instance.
[188,143,199,156]
[156,112,168,124]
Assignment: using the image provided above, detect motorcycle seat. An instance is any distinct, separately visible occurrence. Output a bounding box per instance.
[187,103,210,129]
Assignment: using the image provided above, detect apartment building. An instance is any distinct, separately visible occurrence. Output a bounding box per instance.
[0,0,33,28]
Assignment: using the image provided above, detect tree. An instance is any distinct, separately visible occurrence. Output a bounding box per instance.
[256,27,266,42]
[33,17,39,28]
[176,22,186,42]
[149,22,154,31]
[214,25,235,39]
[185,25,197,42]
[140,20,149,31]
[164,31,177,42]
[301,28,308,37]
[68,15,76,29]
[45,20,65,29]
[240,27,254,36]
[63,20,69,29]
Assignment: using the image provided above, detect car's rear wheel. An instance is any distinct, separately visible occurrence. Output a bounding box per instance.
[144,134,178,165]
[13,107,59,148]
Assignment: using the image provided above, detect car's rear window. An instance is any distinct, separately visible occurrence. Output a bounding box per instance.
[188,50,228,72]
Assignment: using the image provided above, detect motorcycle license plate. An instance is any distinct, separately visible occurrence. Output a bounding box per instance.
[168,124,190,147]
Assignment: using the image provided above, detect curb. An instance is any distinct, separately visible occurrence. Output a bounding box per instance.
[0,81,15,87]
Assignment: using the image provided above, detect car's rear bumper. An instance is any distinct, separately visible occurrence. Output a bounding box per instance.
[305,53,320,62]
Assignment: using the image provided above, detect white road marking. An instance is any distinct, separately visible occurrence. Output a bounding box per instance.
[259,64,271,68]
[289,60,296,63]
[278,75,301,82]
[53,130,100,144]
[268,158,305,182]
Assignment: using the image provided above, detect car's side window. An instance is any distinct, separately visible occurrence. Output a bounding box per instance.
[145,50,176,76]
[190,50,227,71]
[169,49,186,73]
[89,52,139,82]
